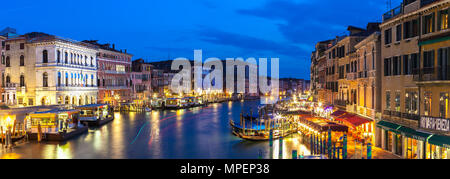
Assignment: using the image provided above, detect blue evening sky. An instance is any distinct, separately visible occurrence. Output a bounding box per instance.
[2,0,402,79]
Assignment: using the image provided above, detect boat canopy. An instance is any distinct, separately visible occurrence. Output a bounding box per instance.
[75,104,108,110]
[33,109,79,115]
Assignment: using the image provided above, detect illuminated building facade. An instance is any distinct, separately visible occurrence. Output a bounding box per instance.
[152,68,164,96]
[3,33,98,106]
[355,31,382,146]
[311,39,334,104]
[379,0,450,159]
[0,35,5,104]
[131,59,152,104]
[84,41,133,106]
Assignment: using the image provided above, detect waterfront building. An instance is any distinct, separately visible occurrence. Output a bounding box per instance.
[151,68,164,97]
[354,31,383,146]
[83,40,133,106]
[311,24,381,148]
[379,0,450,159]
[163,72,176,96]
[304,80,311,93]
[131,59,152,105]
[311,39,334,104]
[325,24,379,112]
[0,35,5,105]
[3,32,98,106]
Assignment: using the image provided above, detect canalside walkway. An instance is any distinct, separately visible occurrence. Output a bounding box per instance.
[346,137,401,159]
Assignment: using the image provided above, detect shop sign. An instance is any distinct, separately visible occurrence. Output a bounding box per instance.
[401,132,426,141]
[420,116,450,132]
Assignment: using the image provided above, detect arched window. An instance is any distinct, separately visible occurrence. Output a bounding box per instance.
[91,57,94,67]
[65,52,68,64]
[43,50,48,63]
[57,50,61,63]
[58,96,63,104]
[70,53,73,64]
[5,56,10,67]
[65,96,69,105]
[43,72,48,87]
[58,72,61,87]
[20,55,25,66]
[84,56,87,66]
[6,75,10,84]
[20,75,25,87]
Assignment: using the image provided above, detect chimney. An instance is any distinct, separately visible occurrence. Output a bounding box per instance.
[112,44,115,49]
[125,49,127,53]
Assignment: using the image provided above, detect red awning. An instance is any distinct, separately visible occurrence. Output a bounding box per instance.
[331,110,347,117]
[335,114,372,127]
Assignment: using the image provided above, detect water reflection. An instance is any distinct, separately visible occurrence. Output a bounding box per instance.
[0,100,310,159]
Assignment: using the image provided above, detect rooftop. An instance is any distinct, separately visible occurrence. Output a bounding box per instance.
[82,40,131,55]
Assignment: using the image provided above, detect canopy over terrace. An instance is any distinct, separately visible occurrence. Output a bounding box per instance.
[331,110,347,118]
[297,115,348,133]
[334,114,372,128]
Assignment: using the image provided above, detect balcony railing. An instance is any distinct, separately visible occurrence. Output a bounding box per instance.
[383,4,403,22]
[334,100,347,107]
[384,110,420,121]
[347,72,357,80]
[392,111,402,117]
[402,113,420,121]
[5,83,19,88]
[358,71,368,78]
[413,66,450,82]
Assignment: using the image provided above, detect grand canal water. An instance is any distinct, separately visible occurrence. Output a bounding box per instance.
[0,100,311,159]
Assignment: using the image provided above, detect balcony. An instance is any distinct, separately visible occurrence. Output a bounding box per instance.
[383,4,403,22]
[392,111,402,118]
[402,113,420,121]
[4,83,19,91]
[384,109,420,122]
[347,72,357,80]
[105,70,126,74]
[334,99,347,107]
[358,71,368,78]
[413,66,450,82]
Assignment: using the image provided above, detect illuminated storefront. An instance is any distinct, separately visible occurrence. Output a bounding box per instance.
[419,116,450,159]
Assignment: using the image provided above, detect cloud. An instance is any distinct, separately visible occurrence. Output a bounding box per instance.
[197,28,310,58]
[237,0,391,44]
